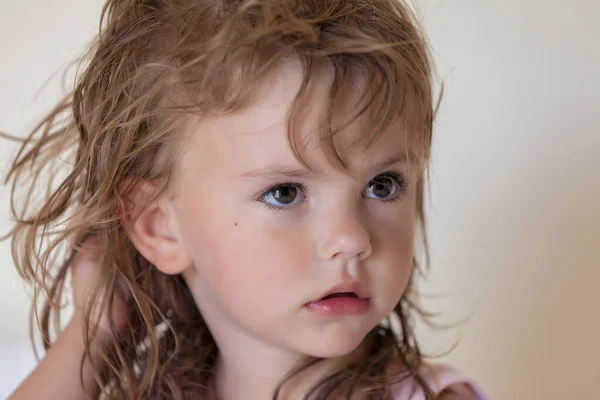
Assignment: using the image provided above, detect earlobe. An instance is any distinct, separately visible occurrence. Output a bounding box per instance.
[121,179,192,275]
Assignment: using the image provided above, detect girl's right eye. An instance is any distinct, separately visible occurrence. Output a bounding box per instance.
[259,184,306,209]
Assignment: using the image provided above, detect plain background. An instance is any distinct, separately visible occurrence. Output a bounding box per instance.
[0,1,598,399]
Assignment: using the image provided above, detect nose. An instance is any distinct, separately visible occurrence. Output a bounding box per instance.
[316,206,372,262]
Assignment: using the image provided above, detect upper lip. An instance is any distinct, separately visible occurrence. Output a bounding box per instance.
[315,282,368,301]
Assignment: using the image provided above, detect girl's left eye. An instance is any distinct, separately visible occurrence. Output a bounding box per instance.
[259,183,306,209]
[365,173,406,201]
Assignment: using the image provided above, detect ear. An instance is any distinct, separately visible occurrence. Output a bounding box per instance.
[121,179,192,275]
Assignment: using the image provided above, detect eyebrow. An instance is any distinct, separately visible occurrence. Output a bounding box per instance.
[240,152,420,181]
[240,166,314,181]
[370,152,420,170]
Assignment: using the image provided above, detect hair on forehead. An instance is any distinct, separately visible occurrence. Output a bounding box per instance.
[154,0,434,176]
[278,57,428,173]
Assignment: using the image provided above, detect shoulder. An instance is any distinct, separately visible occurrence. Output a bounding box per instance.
[390,363,490,400]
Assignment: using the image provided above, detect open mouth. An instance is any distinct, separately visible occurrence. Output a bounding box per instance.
[320,292,359,300]
[307,289,369,315]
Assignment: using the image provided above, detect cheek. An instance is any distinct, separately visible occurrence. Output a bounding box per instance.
[178,200,308,307]
[215,227,302,295]
[372,202,417,301]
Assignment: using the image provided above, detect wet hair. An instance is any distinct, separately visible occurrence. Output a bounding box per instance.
[2,0,436,398]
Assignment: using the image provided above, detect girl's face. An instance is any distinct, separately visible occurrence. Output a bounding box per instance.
[165,60,419,361]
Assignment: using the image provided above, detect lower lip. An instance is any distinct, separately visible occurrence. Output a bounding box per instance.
[305,297,370,316]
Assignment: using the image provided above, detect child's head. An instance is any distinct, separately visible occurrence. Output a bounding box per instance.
[5,0,434,397]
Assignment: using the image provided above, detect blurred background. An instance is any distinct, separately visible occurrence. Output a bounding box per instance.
[0,1,598,399]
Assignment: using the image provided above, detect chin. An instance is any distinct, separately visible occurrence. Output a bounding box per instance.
[302,325,371,358]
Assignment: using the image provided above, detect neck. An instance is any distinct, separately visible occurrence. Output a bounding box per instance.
[213,340,370,400]
[214,347,302,400]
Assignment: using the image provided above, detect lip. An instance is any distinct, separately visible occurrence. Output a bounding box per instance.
[318,282,367,301]
[304,282,370,316]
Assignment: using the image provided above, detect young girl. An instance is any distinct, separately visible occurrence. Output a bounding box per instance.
[3,0,490,399]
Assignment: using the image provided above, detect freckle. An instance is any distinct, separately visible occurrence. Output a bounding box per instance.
[234,222,238,226]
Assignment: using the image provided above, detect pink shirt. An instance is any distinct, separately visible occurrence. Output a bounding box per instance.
[392,364,490,400]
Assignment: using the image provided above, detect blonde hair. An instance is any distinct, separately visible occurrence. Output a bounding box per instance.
[2,0,436,398]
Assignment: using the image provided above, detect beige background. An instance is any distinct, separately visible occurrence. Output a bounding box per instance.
[1,1,599,399]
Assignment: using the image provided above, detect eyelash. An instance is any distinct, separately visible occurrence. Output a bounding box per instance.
[258,183,307,211]
[257,171,408,211]
[374,172,408,202]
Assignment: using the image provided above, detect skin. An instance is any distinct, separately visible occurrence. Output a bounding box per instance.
[9,236,124,400]
[131,59,421,398]
[10,59,476,400]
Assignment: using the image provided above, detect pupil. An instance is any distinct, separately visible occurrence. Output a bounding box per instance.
[370,178,393,197]
[274,185,297,204]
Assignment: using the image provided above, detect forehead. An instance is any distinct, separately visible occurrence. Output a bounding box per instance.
[181,58,420,175]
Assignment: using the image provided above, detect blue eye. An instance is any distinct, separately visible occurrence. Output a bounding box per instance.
[260,184,306,209]
[365,173,406,201]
